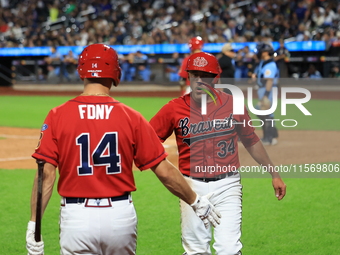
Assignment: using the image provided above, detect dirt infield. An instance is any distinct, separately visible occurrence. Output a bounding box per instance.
[1,127,339,170]
[0,85,339,170]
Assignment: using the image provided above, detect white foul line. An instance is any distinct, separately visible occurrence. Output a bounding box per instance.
[0,156,32,162]
[0,134,36,162]
[0,134,38,139]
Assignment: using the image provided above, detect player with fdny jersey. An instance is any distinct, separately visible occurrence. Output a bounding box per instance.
[26,44,221,255]
[150,52,286,255]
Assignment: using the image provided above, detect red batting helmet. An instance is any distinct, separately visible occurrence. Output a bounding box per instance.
[188,36,204,51]
[77,44,121,86]
[186,52,221,84]
[186,52,221,75]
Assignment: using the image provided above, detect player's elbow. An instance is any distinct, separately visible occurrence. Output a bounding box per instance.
[151,159,176,181]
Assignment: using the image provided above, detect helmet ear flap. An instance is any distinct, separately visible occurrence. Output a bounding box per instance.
[213,65,222,85]
[212,74,220,85]
[113,68,122,87]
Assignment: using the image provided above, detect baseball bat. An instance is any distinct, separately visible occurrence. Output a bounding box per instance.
[35,159,45,242]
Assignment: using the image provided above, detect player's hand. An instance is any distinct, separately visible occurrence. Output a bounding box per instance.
[251,73,257,82]
[259,95,271,110]
[26,221,44,255]
[272,178,286,200]
[190,193,221,229]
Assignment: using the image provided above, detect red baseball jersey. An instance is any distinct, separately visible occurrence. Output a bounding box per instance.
[178,55,190,85]
[32,96,167,198]
[150,91,260,177]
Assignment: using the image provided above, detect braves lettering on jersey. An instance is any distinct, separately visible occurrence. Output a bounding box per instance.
[33,95,167,198]
[150,91,259,177]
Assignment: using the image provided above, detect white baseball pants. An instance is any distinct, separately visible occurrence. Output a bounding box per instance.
[181,174,242,255]
[59,196,137,255]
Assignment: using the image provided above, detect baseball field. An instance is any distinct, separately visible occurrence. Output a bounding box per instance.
[0,85,339,254]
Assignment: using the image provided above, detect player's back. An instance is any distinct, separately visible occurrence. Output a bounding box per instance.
[34,95,165,198]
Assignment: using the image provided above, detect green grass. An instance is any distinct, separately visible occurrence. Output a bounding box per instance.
[0,96,174,127]
[0,96,72,128]
[248,98,340,131]
[0,96,173,128]
[0,169,60,254]
[117,97,175,121]
[241,177,340,255]
[0,95,339,254]
[1,169,340,254]
[0,96,339,130]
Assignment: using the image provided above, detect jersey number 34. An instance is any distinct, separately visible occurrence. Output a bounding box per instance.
[76,132,121,176]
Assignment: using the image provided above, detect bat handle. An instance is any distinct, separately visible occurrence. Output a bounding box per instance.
[35,159,45,242]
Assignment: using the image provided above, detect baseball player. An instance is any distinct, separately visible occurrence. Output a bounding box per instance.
[26,44,221,255]
[150,52,286,255]
[252,42,279,145]
[178,36,204,96]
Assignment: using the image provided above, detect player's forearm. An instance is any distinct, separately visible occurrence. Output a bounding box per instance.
[30,163,56,221]
[151,159,197,204]
[246,141,281,178]
[265,79,273,92]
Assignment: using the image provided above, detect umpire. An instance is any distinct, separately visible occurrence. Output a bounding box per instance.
[253,43,279,145]
[218,43,236,94]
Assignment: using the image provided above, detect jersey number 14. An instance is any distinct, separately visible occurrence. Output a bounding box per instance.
[76,132,121,175]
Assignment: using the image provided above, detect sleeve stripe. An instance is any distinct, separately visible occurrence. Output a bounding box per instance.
[32,153,58,166]
[136,151,168,169]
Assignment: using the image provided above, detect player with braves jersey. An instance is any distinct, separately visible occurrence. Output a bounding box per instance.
[150,52,286,255]
[178,36,204,96]
[253,42,280,145]
[26,44,221,255]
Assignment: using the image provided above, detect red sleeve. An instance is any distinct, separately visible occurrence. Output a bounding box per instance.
[149,102,176,143]
[237,107,260,148]
[178,57,189,79]
[32,109,59,167]
[133,113,168,170]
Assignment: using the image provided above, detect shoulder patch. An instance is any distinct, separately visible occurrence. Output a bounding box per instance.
[265,69,271,76]
[41,124,48,131]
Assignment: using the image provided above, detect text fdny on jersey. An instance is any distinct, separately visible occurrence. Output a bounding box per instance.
[78,105,114,120]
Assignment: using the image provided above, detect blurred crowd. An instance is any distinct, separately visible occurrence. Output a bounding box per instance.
[1,0,340,48]
[3,0,340,82]
[167,39,340,81]
[42,41,339,83]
